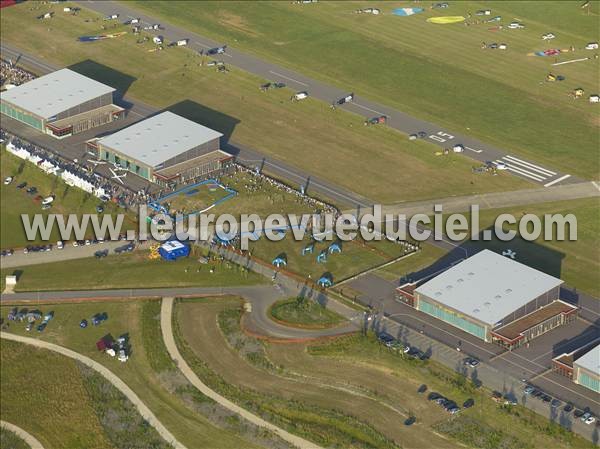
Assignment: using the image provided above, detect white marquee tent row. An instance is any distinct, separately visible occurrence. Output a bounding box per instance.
[6,142,108,198]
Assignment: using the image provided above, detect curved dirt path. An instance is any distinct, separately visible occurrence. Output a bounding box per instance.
[0,332,186,449]
[0,421,45,449]
[160,297,324,449]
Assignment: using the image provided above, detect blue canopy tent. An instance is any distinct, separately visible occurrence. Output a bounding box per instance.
[272,253,287,268]
[328,242,342,254]
[317,273,334,288]
[302,242,315,255]
[317,249,328,263]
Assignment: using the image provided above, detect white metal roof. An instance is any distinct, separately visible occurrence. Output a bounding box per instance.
[161,241,186,252]
[97,111,223,167]
[575,344,600,376]
[415,249,563,326]
[0,68,115,119]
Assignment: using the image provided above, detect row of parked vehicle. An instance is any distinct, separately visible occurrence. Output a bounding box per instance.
[523,385,597,425]
[6,307,53,332]
[377,332,430,360]
[426,390,474,415]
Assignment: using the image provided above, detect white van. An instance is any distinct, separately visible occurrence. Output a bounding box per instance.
[452,144,465,153]
[176,39,189,46]
[41,196,55,206]
[292,91,309,101]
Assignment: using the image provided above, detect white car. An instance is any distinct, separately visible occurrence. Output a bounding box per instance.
[57,241,64,250]
[292,91,309,101]
[3,176,13,185]
[585,42,599,50]
[585,416,596,425]
[41,196,55,206]
[494,161,508,170]
[508,22,525,29]
[452,144,465,153]
[542,33,555,40]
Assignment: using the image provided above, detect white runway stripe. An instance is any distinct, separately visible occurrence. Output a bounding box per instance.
[500,162,547,181]
[544,174,571,187]
[503,155,556,176]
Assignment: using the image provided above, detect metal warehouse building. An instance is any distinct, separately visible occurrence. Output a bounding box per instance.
[89,111,232,185]
[411,250,577,347]
[573,344,600,393]
[0,68,124,138]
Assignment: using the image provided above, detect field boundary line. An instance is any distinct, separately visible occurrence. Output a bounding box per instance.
[0,332,186,449]
[161,297,324,449]
[0,420,45,449]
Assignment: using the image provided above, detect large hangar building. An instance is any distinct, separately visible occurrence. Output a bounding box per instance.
[0,68,124,138]
[89,111,233,185]
[402,250,577,348]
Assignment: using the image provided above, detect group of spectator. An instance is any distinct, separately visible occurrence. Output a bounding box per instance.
[0,59,36,89]
[0,128,149,209]
[230,163,340,216]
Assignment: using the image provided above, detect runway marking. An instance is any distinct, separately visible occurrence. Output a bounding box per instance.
[503,155,557,176]
[352,103,385,116]
[544,174,571,187]
[268,71,309,87]
[465,146,483,153]
[501,158,555,177]
[501,164,547,182]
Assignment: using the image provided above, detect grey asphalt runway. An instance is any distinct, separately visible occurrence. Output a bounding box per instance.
[76,0,581,188]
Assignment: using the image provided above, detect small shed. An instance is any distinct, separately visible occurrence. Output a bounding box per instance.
[159,241,190,261]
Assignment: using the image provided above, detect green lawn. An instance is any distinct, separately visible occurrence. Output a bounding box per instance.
[130,1,600,180]
[0,427,29,449]
[1,340,115,449]
[268,297,345,328]
[0,2,531,204]
[248,234,411,283]
[0,300,265,449]
[307,333,594,449]
[0,249,263,292]
[0,149,137,249]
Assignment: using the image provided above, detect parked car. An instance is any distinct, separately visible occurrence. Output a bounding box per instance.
[25,322,33,332]
[574,409,585,418]
[417,384,427,394]
[4,176,13,185]
[41,203,52,210]
[551,399,561,408]
[36,322,47,332]
[563,403,574,413]
[80,319,88,328]
[404,416,416,426]
[452,144,465,153]
[91,313,108,326]
[463,357,479,368]
[16,181,27,189]
[96,205,104,213]
[427,392,441,401]
[463,398,475,408]
[378,332,396,348]
[26,186,37,195]
[57,241,64,250]
[585,416,596,425]
[94,249,109,258]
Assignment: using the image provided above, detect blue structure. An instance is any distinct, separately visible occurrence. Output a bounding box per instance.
[302,242,315,255]
[317,249,328,263]
[159,241,190,261]
[317,273,334,288]
[272,254,287,268]
[328,242,342,254]
[213,235,234,247]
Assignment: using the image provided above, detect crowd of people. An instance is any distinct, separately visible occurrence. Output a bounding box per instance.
[230,163,340,216]
[0,128,147,209]
[0,59,36,89]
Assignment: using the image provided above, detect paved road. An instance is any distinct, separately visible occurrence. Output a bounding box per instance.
[76,0,581,188]
[161,297,323,449]
[0,284,360,340]
[0,43,371,209]
[0,420,45,449]
[0,332,186,449]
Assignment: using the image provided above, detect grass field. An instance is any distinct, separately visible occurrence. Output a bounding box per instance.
[160,180,233,215]
[1,340,114,449]
[301,333,594,449]
[248,234,412,282]
[131,1,600,180]
[0,249,263,292]
[0,300,268,449]
[0,2,531,204]
[0,427,29,449]
[268,297,345,328]
[0,149,137,249]
[176,297,594,449]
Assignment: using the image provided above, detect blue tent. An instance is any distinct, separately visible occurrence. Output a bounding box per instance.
[272,254,287,267]
[317,273,334,288]
[317,249,328,263]
[159,241,190,261]
[302,242,315,255]
[328,242,342,254]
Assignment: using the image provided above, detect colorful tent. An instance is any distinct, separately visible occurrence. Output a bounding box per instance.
[427,16,465,24]
[392,7,424,16]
